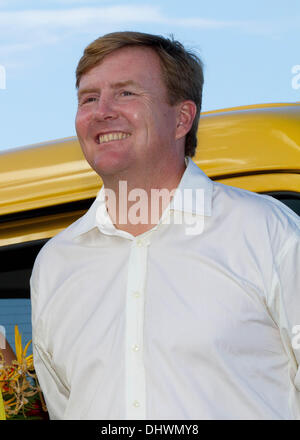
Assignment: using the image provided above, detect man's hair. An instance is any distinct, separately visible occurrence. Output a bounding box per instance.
[76,31,204,157]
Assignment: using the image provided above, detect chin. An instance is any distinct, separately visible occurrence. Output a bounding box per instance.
[91,154,130,178]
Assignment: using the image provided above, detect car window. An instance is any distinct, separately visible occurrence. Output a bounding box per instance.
[0,298,32,354]
[0,239,47,355]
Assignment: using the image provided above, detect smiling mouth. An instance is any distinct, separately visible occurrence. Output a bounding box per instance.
[98,132,131,144]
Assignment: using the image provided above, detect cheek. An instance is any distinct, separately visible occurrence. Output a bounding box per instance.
[127,108,144,131]
[75,111,90,137]
[128,99,154,126]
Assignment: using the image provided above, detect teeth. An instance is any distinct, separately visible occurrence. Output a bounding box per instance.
[98,132,130,144]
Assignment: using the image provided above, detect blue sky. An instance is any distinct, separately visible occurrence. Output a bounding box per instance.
[0,0,299,151]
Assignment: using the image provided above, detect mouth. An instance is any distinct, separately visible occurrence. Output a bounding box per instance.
[96,132,131,144]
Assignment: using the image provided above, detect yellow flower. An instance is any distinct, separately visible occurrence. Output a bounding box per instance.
[0,325,46,419]
[14,325,34,371]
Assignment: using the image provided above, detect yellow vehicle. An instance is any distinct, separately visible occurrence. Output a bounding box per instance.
[0,101,299,349]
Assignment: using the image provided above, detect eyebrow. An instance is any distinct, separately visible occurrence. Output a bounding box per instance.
[77,80,140,99]
[111,80,140,89]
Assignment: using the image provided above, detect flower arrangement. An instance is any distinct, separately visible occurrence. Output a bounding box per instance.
[0,325,48,420]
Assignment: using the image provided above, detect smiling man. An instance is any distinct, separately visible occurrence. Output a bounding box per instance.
[31,31,300,420]
[75,43,196,235]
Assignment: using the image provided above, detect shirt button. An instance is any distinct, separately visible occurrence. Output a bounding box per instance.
[133,291,141,298]
[136,237,151,247]
[133,400,140,408]
[132,344,140,352]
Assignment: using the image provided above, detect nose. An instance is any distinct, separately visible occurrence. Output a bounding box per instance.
[92,95,118,121]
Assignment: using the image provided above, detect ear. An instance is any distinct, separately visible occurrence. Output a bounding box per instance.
[175,100,197,141]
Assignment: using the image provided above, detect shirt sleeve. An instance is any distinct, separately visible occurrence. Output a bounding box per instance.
[30,268,69,420]
[268,232,300,418]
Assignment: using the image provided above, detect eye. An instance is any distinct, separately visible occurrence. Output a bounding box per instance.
[84,96,98,103]
[79,96,98,106]
[120,90,134,97]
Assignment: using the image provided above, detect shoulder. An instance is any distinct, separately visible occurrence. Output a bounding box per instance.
[31,201,96,282]
[213,181,298,225]
[212,181,299,254]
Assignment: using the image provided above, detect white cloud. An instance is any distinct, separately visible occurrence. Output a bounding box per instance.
[48,0,113,3]
[0,6,162,30]
[0,5,281,32]
[0,0,110,5]
[0,5,298,54]
[0,5,232,54]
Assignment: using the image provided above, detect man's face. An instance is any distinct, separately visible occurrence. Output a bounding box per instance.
[75,46,182,178]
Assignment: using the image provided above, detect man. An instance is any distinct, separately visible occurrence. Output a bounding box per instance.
[31,31,300,420]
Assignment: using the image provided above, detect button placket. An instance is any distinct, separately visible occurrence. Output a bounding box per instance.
[125,236,150,419]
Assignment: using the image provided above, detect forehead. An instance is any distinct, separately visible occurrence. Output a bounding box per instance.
[78,46,166,91]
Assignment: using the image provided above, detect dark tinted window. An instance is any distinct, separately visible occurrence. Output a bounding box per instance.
[0,239,47,353]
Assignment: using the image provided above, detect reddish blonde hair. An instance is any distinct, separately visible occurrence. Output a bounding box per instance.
[76,31,204,157]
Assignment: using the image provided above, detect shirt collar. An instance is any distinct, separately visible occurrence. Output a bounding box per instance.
[71,157,213,239]
[170,156,212,216]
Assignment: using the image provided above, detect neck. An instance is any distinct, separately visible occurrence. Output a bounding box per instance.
[102,157,187,236]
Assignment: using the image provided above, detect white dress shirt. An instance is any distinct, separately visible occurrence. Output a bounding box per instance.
[30,157,300,420]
